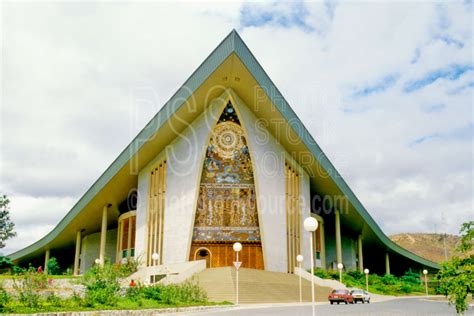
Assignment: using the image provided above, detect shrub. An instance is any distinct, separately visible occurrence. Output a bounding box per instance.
[81,263,121,307]
[156,282,207,304]
[313,268,331,279]
[117,257,140,277]
[46,293,62,307]
[399,283,413,293]
[0,287,9,312]
[47,257,61,275]
[313,268,434,295]
[12,265,26,275]
[346,270,364,280]
[12,267,48,308]
[401,269,421,285]
[381,274,397,285]
[133,281,207,305]
[0,256,14,272]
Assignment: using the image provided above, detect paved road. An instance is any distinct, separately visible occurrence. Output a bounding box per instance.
[185,298,473,316]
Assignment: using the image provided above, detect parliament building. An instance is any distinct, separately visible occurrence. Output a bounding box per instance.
[9,30,438,277]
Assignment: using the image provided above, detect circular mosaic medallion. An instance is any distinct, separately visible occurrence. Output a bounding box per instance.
[212,122,244,159]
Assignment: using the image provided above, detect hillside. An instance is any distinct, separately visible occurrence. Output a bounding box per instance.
[390,233,461,263]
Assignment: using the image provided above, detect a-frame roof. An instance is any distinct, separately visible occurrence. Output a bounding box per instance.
[8,30,439,270]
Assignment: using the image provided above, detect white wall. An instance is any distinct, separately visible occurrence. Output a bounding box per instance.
[80,229,117,273]
[231,91,311,273]
[135,97,226,265]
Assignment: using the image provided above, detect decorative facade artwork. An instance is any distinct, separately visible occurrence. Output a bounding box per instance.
[192,102,260,242]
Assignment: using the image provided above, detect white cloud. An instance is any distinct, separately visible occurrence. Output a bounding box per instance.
[1,1,472,254]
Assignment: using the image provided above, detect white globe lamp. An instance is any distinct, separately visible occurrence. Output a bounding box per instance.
[233,242,242,252]
[151,252,159,261]
[304,217,318,232]
[296,255,304,263]
[337,263,344,284]
[364,268,369,274]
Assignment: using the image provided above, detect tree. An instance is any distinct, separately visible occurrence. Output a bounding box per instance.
[47,257,61,275]
[436,221,473,314]
[0,195,16,248]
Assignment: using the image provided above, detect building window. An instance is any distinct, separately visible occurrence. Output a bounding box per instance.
[116,211,136,261]
[285,162,301,273]
[147,160,166,266]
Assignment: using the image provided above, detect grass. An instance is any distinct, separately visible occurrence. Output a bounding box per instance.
[2,298,231,314]
[0,274,80,279]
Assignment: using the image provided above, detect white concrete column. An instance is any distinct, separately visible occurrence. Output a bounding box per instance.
[320,220,326,270]
[74,230,82,275]
[44,248,50,274]
[99,205,108,265]
[335,210,342,265]
[358,234,364,272]
[385,252,390,275]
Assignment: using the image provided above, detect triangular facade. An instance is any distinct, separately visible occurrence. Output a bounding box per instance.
[9,30,438,277]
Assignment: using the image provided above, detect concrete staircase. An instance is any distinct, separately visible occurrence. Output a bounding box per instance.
[193,267,332,304]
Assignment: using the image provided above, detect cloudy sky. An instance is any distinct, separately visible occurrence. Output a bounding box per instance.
[1,1,472,255]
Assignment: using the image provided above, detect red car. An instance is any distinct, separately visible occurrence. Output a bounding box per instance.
[328,289,354,304]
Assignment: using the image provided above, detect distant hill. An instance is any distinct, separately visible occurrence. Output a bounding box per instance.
[390,233,461,263]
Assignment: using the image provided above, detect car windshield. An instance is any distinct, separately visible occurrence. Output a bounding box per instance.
[334,290,347,294]
[351,290,363,294]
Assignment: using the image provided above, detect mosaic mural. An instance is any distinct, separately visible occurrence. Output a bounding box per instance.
[192,102,260,242]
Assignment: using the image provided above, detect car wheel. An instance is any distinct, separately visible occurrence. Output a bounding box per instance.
[330,301,333,305]
[362,300,365,304]
[354,300,357,304]
[337,302,340,305]
[345,301,348,304]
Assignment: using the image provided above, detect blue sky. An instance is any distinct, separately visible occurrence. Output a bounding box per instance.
[1,1,472,254]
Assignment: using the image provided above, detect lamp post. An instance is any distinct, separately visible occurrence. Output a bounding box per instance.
[233,242,242,305]
[364,268,369,292]
[151,253,159,284]
[423,269,428,296]
[296,254,304,303]
[337,263,344,284]
[152,252,159,266]
[304,217,318,316]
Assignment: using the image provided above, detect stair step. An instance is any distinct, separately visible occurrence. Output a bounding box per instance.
[192,267,332,304]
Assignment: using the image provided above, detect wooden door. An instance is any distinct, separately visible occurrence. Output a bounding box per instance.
[190,242,264,269]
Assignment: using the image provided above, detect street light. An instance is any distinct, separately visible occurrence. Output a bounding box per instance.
[296,254,304,303]
[233,242,242,305]
[337,263,344,284]
[364,268,369,292]
[152,252,159,265]
[423,269,428,296]
[304,217,318,316]
[151,253,160,284]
